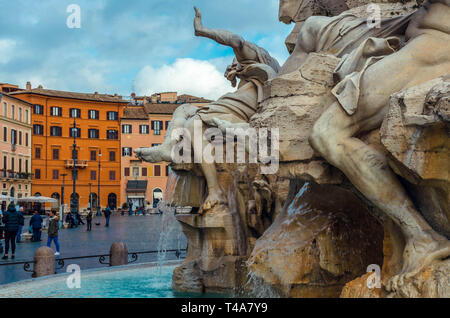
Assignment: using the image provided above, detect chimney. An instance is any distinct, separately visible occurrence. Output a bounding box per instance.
[26,82,31,90]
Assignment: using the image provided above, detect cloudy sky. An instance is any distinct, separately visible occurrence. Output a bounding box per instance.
[0,0,292,100]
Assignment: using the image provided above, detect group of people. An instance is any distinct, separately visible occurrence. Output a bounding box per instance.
[0,203,114,259]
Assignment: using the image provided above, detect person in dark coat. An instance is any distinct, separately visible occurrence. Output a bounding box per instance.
[104,207,111,227]
[16,207,25,243]
[86,210,93,231]
[29,210,43,242]
[46,210,60,256]
[2,202,24,259]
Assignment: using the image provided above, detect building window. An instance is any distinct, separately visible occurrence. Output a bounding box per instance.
[35,148,41,159]
[165,121,170,130]
[109,170,116,181]
[165,165,169,176]
[69,127,81,138]
[90,150,97,161]
[88,110,99,119]
[11,105,15,120]
[132,167,139,177]
[122,124,132,134]
[70,108,81,118]
[154,165,161,176]
[50,126,62,137]
[3,156,6,170]
[50,106,62,117]
[18,108,22,121]
[25,109,29,124]
[107,130,118,140]
[107,111,118,121]
[33,104,44,115]
[25,133,29,147]
[11,129,17,145]
[11,158,14,171]
[142,167,147,177]
[3,102,6,116]
[18,159,22,173]
[122,147,132,157]
[3,127,6,142]
[151,121,163,135]
[90,170,97,181]
[33,124,44,135]
[35,169,41,179]
[139,125,149,134]
[53,149,60,160]
[18,131,22,145]
[109,151,116,162]
[52,170,59,180]
[25,160,28,173]
[88,129,99,139]
[124,167,130,177]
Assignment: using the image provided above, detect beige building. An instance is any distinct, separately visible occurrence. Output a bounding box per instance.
[0,92,33,201]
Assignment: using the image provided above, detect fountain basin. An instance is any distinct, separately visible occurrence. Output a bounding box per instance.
[0,261,225,298]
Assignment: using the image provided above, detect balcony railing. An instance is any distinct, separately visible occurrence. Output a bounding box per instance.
[65,159,88,169]
[0,170,32,180]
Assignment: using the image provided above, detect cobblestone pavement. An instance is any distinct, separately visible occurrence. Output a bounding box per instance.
[0,214,187,285]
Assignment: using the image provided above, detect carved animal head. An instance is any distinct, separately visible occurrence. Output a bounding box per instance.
[279,0,349,23]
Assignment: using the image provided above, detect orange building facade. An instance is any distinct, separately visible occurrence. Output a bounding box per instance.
[11,83,128,211]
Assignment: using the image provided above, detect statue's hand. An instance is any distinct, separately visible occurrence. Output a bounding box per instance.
[193,6,203,35]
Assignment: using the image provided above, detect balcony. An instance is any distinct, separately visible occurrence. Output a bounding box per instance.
[0,170,32,180]
[65,159,88,169]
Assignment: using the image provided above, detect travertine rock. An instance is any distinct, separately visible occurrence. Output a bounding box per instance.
[247,181,384,298]
[251,53,343,183]
[380,77,450,237]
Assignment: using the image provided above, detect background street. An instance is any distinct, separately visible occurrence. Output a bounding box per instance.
[0,213,187,285]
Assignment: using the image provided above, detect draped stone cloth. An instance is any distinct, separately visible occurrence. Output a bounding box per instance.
[196,63,277,124]
[332,36,403,115]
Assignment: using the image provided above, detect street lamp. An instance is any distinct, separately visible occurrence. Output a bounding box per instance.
[97,150,102,216]
[89,182,92,212]
[61,173,67,228]
[71,118,79,226]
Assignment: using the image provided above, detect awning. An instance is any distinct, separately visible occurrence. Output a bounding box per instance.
[126,180,148,193]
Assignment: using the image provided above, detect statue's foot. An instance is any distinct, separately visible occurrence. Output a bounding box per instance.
[199,191,227,214]
[134,145,172,163]
[386,232,450,293]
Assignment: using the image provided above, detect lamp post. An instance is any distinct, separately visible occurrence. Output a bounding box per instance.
[97,150,102,216]
[71,118,79,226]
[89,182,92,212]
[61,173,67,229]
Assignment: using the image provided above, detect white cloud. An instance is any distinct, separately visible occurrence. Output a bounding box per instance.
[133,58,233,100]
[0,39,17,64]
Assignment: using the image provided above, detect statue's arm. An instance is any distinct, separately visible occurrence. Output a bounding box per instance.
[194,6,244,50]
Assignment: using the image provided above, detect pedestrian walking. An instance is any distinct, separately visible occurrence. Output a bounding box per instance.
[86,210,93,231]
[16,207,25,243]
[46,210,60,256]
[128,203,133,216]
[29,210,43,242]
[76,213,85,225]
[104,207,111,227]
[2,202,24,260]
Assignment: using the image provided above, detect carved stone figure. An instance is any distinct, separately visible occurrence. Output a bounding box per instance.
[135,7,280,213]
[307,0,450,291]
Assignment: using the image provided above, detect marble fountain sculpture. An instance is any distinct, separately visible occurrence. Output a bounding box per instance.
[135,0,450,298]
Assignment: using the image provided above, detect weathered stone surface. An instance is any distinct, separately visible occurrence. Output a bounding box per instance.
[251,53,341,183]
[109,242,128,266]
[380,77,450,238]
[247,181,384,298]
[33,247,55,278]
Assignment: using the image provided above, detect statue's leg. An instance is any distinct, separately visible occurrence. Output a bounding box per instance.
[185,115,227,213]
[310,33,450,290]
[134,104,198,162]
